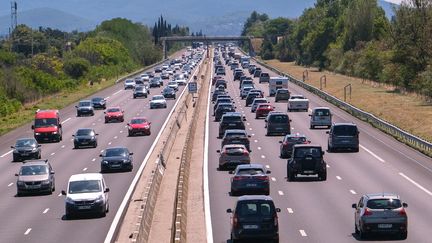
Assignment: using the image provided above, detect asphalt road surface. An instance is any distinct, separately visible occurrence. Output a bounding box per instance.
[206,50,432,243]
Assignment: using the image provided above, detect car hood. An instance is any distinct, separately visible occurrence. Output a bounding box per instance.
[78,106,92,110]
[151,100,166,104]
[75,135,95,140]
[67,192,102,201]
[18,175,48,182]
[34,126,58,133]
[15,146,37,151]
[106,112,122,116]
[102,156,127,162]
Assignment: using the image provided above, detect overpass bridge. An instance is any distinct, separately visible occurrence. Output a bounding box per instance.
[160,36,255,58]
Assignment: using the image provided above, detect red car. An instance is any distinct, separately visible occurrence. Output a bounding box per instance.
[127,117,151,136]
[104,107,124,123]
[279,133,310,158]
[255,103,274,119]
[212,75,222,85]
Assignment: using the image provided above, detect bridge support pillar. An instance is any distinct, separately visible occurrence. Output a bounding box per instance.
[163,40,167,59]
[248,39,255,57]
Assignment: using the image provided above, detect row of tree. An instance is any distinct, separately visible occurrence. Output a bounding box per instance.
[0,17,192,116]
[242,0,432,99]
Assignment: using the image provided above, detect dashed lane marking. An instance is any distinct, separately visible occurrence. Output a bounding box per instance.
[261,155,266,159]
[350,190,357,195]
[8,183,13,187]
[58,193,62,197]
[0,150,13,158]
[300,230,307,237]
[92,158,96,162]
[326,164,330,168]
[271,177,276,182]
[83,168,88,171]
[61,118,71,124]
[43,208,49,214]
[108,142,112,145]
[61,145,65,148]
[287,208,294,214]
[112,90,122,95]
[266,165,270,169]
[24,228,32,235]
[336,176,342,180]
[254,140,258,143]
[50,153,55,156]
[114,136,118,139]
[278,190,284,196]
[360,144,385,163]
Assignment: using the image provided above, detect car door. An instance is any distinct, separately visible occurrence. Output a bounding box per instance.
[354,197,364,227]
[102,178,109,203]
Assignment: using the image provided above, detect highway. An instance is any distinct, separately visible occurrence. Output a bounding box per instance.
[0,52,200,243]
[206,49,432,242]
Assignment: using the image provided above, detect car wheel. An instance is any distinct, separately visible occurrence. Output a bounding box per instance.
[310,125,314,129]
[230,190,237,196]
[320,171,327,181]
[128,131,133,137]
[354,222,359,234]
[353,147,359,152]
[65,213,73,220]
[38,153,41,159]
[359,229,367,239]
[100,208,106,217]
[13,155,19,162]
[400,231,407,240]
[74,144,78,149]
[93,142,98,148]
[121,118,124,122]
[327,143,333,152]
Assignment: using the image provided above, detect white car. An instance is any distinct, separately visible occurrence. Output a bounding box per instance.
[166,69,174,75]
[176,79,187,86]
[124,79,136,90]
[168,81,179,91]
[61,173,109,219]
[150,95,167,109]
[141,74,150,81]
[288,94,309,112]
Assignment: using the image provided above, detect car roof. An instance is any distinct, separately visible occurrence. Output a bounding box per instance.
[69,173,103,182]
[285,133,306,138]
[365,193,400,200]
[131,117,147,120]
[225,129,247,134]
[332,122,357,127]
[222,144,246,149]
[79,100,91,103]
[313,107,330,110]
[237,195,274,202]
[107,106,121,109]
[16,138,36,142]
[236,163,265,170]
[253,98,267,101]
[223,112,242,117]
[268,111,286,116]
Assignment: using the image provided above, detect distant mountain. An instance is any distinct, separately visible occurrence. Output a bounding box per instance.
[0,0,398,36]
[0,7,95,35]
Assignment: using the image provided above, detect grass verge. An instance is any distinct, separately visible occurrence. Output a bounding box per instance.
[264,59,432,143]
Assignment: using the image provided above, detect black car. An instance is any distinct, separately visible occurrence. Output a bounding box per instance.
[91,97,106,109]
[245,92,262,106]
[265,112,291,136]
[221,129,251,151]
[155,66,162,73]
[12,138,41,162]
[227,195,280,242]
[230,164,271,196]
[287,144,327,181]
[149,77,161,88]
[162,87,176,99]
[100,147,133,172]
[219,112,246,138]
[234,70,244,80]
[327,123,360,152]
[215,103,236,121]
[274,89,290,102]
[213,97,234,115]
[214,79,227,89]
[73,128,98,149]
[212,90,227,102]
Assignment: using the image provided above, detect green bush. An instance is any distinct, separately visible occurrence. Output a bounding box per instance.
[64,57,90,79]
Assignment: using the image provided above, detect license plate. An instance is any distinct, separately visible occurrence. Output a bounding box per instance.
[21,153,29,156]
[27,185,40,189]
[304,170,314,174]
[378,224,392,229]
[246,183,257,187]
[342,140,349,143]
[111,164,121,168]
[81,142,88,145]
[276,127,283,130]
[243,225,259,229]
[231,140,240,143]
[78,206,91,210]
[228,124,236,126]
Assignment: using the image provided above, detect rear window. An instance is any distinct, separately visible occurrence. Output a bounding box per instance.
[294,147,322,157]
[225,147,246,154]
[367,199,402,209]
[314,109,330,116]
[277,90,289,94]
[269,115,288,123]
[287,137,306,143]
[237,168,265,175]
[222,116,242,122]
[333,125,358,136]
[261,73,269,77]
[237,201,273,216]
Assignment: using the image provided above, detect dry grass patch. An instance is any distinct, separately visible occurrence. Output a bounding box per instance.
[265,60,432,143]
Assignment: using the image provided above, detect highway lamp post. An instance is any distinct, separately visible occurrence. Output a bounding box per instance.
[344,84,352,102]
[320,75,327,90]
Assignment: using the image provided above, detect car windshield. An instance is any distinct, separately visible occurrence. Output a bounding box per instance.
[68,180,101,194]
[107,108,120,112]
[269,115,288,123]
[237,202,273,217]
[278,90,289,94]
[131,119,146,124]
[314,109,330,116]
[226,132,246,138]
[76,129,93,136]
[168,82,177,85]
[291,95,304,99]
[125,80,134,84]
[104,148,127,157]
[20,165,48,176]
[333,125,358,136]
[367,199,402,209]
[92,97,103,102]
[135,87,144,91]
[79,101,91,107]
[153,96,164,100]
[237,168,265,175]
[34,118,58,128]
[254,100,266,104]
[294,147,322,157]
[247,93,260,98]
[16,139,36,147]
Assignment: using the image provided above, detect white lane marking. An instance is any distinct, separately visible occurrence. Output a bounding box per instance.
[242,111,245,113]
[254,140,258,143]
[50,152,55,156]
[360,144,385,163]
[100,150,104,153]
[114,136,118,139]
[249,128,252,130]
[108,142,112,145]
[61,118,71,124]
[291,127,294,130]
[83,168,88,171]
[258,147,262,150]
[271,177,276,182]
[261,155,266,159]
[70,138,74,141]
[112,90,122,95]
[287,208,294,214]
[300,230,307,237]
[246,123,250,126]
[336,176,342,180]
[92,123,96,126]
[105,56,204,243]
[0,150,13,158]
[92,158,96,162]
[399,172,432,196]
[24,228,32,235]
[98,119,101,121]
[266,165,270,169]
[58,193,62,197]
[8,183,13,187]
[326,164,330,168]
[120,131,123,133]
[251,133,255,136]
[43,208,49,214]
[61,145,65,148]
[106,96,110,100]
[350,190,357,195]
[278,190,284,196]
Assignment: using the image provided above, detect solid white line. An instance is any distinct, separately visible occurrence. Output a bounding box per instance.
[61,117,71,124]
[0,150,13,158]
[83,168,88,171]
[106,96,110,100]
[8,183,13,187]
[360,144,385,163]
[112,89,122,96]
[350,190,357,195]
[24,228,31,235]
[399,172,432,196]
[299,230,307,237]
[203,53,214,243]
[43,208,49,214]
[287,208,294,214]
[278,190,284,196]
[336,176,342,180]
[271,177,276,182]
[104,54,204,243]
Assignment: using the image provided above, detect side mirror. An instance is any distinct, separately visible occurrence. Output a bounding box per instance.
[279,141,282,144]
[72,135,75,137]
[15,173,18,176]
[247,135,251,138]
[403,203,408,208]
[130,152,134,155]
[216,150,221,153]
[276,208,281,212]
[322,151,325,155]
[104,188,110,193]
[95,133,99,136]
[326,131,329,134]
[226,208,232,213]
[127,123,130,126]
[243,117,247,121]
[11,146,14,149]
[31,125,35,130]
[61,190,66,196]
[266,170,271,174]
[352,203,357,209]
[38,144,41,147]
[99,154,103,157]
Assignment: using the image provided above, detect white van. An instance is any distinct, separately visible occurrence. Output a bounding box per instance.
[269,77,288,96]
[62,173,109,219]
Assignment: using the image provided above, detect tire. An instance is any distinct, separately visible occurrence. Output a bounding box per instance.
[230,190,237,196]
[310,125,314,129]
[38,153,41,159]
[359,229,367,240]
[353,147,359,152]
[320,170,327,181]
[327,143,333,152]
[400,231,407,240]
[128,131,133,137]
[74,144,78,149]
[93,142,97,148]
[65,213,73,220]
[354,223,359,234]
[13,155,19,162]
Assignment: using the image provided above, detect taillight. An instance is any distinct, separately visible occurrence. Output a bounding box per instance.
[283,142,288,146]
[398,208,407,216]
[256,176,269,181]
[233,176,244,181]
[233,213,239,228]
[243,150,249,156]
[364,208,373,216]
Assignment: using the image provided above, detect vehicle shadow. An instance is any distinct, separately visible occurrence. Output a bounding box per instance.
[351,232,405,241]
[284,176,323,182]
[61,213,104,221]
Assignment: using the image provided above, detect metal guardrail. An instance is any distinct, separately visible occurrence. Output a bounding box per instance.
[242,51,432,156]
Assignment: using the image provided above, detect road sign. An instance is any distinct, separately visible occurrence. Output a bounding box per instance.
[188,81,197,93]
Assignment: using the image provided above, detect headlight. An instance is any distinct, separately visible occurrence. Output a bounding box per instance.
[52,132,58,135]
[122,159,129,163]
[41,179,51,185]
[103,160,109,164]
[95,195,104,203]
[65,197,75,204]
[144,125,150,129]
[31,147,37,152]
[17,181,25,186]
[35,133,41,135]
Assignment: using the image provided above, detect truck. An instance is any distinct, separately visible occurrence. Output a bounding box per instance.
[269,77,289,96]
[31,109,63,142]
[240,56,250,68]
[288,94,309,112]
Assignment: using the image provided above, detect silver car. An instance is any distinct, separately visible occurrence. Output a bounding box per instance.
[16,160,55,196]
[217,144,250,170]
[309,107,332,129]
[352,193,408,239]
[149,95,167,109]
[251,98,268,113]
